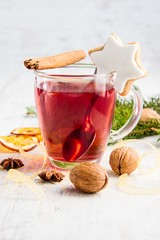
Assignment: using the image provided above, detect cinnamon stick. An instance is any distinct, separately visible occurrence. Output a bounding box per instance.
[24,50,86,70]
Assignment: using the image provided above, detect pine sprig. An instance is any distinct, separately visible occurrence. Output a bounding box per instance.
[143,96,160,113]
[125,123,160,139]
[112,95,160,139]
[112,98,133,131]
[25,106,37,116]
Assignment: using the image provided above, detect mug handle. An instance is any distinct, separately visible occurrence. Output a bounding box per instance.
[109,85,143,143]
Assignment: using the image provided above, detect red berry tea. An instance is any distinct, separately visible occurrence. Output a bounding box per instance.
[35,77,116,165]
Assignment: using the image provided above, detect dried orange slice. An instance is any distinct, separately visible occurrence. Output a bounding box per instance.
[35,134,43,142]
[11,127,41,136]
[0,135,38,152]
[0,143,16,153]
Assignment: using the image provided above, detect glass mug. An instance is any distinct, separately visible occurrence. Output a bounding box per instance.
[34,64,143,169]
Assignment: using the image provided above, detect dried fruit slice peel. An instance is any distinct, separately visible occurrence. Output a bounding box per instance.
[11,127,41,136]
[0,143,16,153]
[18,142,49,177]
[118,172,160,195]
[0,135,38,152]
[7,169,44,199]
[35,134,43,142]
[116,139,160,195]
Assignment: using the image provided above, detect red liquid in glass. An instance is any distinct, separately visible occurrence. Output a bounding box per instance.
[35,80,116,162]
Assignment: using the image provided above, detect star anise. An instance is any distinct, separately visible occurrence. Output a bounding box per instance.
[38,170,65,182]
[0,158,24,170]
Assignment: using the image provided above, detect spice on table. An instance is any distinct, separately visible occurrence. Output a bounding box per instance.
[0,158,24,170]
[69,162,108,194]
[38,170,65,182]
[24,50,86,70]
[109,146,139,175]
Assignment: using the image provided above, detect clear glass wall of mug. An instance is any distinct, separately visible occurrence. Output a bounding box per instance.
[34,65,143,169]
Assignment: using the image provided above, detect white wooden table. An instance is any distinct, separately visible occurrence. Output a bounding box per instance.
[0,72,160,240]
[0,0,160,239]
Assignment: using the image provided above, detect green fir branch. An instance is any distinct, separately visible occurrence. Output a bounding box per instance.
[143,96,160,114]
[112,95,160,140]
[25,106,37,116]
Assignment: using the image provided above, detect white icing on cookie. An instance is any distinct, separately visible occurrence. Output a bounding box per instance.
[89,34,144,94]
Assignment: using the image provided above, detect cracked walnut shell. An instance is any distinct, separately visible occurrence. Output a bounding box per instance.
[69,162,108,194]
[109,146,139,175]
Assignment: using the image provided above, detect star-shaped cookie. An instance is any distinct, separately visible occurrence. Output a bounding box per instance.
[89,34,146,96]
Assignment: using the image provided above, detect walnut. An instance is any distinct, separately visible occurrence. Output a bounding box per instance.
[38,170,65,182]
[0,158,24,170]
[69,162,108,194]
[140,108,160,121]
[109,146,139,175]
